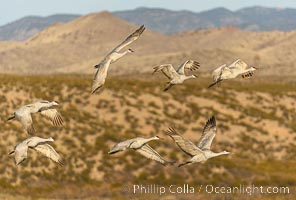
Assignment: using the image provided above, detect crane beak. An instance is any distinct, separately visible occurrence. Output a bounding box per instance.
[7,116,15,121]
[108,149,121,154]
[8,150,15,155]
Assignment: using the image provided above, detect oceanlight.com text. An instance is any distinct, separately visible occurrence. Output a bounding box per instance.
[121,184,290,196]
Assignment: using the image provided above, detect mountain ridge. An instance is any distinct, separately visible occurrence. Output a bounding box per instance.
[0,11,295,76]
[1,6,296,41]
[0,14,79,41]
[114,6,296,33]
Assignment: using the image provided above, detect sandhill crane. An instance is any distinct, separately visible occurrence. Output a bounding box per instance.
[109,136,175,166]
[9,136,64,165]
[166,116,229,167]
[91,25,146,94]
[153,60,200,91]
[7,100,63,134]
[209,59,257,88]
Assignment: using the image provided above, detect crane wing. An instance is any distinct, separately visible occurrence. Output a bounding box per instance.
[40,108,63,126]
[209,64,233,88]
[91,59,112,94]
[212,64,227,82]
[135,144,167,165]
[113,25,145,52]
[153,64,179,80]
[14,145,28,165]
[19,111,35,134]
[166,127,203,157]
[197,116,217,150]
[176,60,200,75]
[34,144,64,165]
[228,59,249,70]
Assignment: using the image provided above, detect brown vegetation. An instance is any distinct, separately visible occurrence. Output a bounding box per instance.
[0,74,294,199]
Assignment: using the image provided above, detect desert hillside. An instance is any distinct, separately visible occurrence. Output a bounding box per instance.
[0,12,296,76]
[0,11,170,75]
[0,74,295,199]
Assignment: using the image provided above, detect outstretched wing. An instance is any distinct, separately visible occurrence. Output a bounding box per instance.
[176,60,200,75]
[91,59,112,94]
[40,109,63,126]
[153,64,178,80]
[242,71,254,78]
[198,116,217,150]
[113,25,145,52]
[136,144,168,165]
[14,145,28,165]
[209,64,232,88]
[228,59,255,78]
[34,144,64,165]
[228,59,249,70]
[212,64,227,82]
[19,111,35,134]
[108,139,135,154]
[166,127,203,157]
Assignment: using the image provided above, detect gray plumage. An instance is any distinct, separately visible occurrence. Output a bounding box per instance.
[166,116,229,167]
[209,59,257,88]
[109,136,175,166]
[7,100,63,134]
[9,136,64,166]
[153,60,200,91]
[92,25,146,94]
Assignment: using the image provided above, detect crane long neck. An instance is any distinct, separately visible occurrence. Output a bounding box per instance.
[208,151,227,158]
[37,138,53,144]
[112,51,129,63]
[186,76,192,80]
[46,137,54,142]
[117,50,129,57]
[244,68,255,73]
[143,137,159,144]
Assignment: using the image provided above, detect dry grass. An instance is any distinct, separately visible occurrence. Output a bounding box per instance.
[0,74,294,199]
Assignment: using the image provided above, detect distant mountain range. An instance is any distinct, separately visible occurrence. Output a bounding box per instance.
[0,11,296,76]
[114,6,296,34]
[0,14,79,41]
[1,6,296,41]
[2,6,296,41]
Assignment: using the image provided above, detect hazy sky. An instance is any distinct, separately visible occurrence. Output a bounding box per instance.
[1,0,296,26]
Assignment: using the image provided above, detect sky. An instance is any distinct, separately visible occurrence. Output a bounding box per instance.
[1,0,296,26]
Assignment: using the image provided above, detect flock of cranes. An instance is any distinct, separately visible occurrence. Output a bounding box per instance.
[9,136,64,166]
[91,25,257,93]
[8,101,64,165]
[7,25,258,167]
[109,116,229,167]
